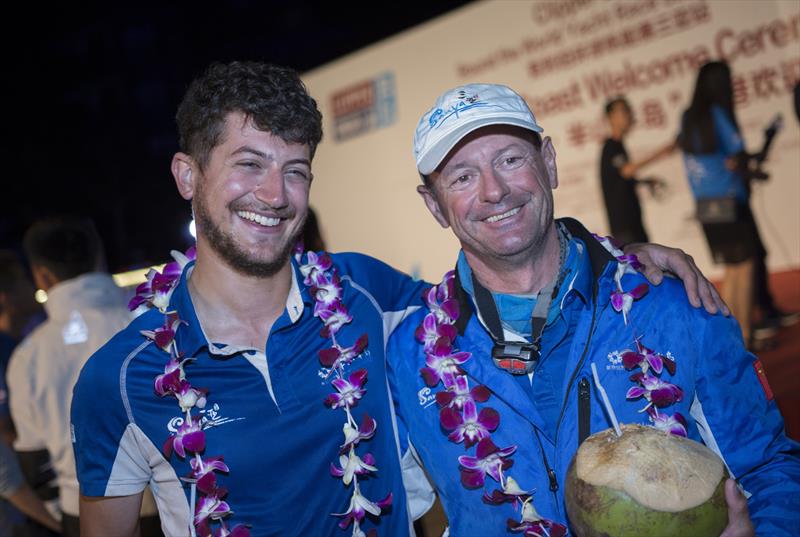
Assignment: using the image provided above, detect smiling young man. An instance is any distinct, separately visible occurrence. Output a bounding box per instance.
[71,64,735,537]
[387,84,800,537]
[70,62,431,537]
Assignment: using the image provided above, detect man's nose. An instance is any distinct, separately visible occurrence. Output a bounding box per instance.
[478,169,510,203]
[254,168,288,208]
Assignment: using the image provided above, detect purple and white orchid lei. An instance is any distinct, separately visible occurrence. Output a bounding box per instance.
[415,271,567,537]
[300,251,392,537]
[130,247,251,537]
[594,235,688,437]
[416,235,689,535]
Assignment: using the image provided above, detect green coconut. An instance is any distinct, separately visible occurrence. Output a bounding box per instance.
[565,424,728,537]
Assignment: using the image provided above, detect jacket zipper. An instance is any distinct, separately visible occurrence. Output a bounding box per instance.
[578,377,591,445]
[551,282,600,491]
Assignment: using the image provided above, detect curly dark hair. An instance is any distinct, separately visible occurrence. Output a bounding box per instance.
[176,61,323,169]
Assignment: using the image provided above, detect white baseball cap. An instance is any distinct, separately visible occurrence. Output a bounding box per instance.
[413,83,543,176]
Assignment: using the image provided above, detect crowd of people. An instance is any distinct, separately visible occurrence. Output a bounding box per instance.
[0,60,796,537]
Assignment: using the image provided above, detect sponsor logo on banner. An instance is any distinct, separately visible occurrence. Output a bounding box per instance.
[331,72,396,141]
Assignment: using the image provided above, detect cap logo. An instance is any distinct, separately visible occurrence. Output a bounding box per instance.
[428,91,490,129]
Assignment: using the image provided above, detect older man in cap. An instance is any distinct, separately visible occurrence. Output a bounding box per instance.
[387,84,800,536]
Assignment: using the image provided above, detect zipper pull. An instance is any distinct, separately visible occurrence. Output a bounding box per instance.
[547,468,559,491]
[578,377,591,446]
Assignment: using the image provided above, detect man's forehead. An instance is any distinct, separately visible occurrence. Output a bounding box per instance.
[438,125,537,171]
[220,111,310,157]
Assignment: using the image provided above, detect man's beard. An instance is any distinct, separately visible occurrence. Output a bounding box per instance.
[193,192,304,278]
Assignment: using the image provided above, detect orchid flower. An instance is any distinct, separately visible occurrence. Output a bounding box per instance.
[435,374,490,410]
[483,476,532,508]
[140,311,185,352]
[325,369,368,410]
[616,253,643,271]
[440,399,499,448]
[330,450,378,485]
[341,413,377,453]
[318,335,369,375]
[458,438,517,489]
[423,285,459,325]
[194,489,232,526]
[621,338,676,376]
[128,247,195,312]
[648,407,688,437]
[154,355,189,396]
[627,372,684,410]
[420,338,471,387]
[506,498,568,537]
[333,488,392,530]
[176,380,208,412]
[309,271,342,315]
[611,282,649,325]
[592,233,625,257]
[318,301,353,337]
[188,455,230,494]
[299,251,332,286]
[163,415,206,459]
[414,313,457,353]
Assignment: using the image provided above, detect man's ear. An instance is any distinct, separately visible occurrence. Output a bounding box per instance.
[31,265,58,292]
[540,136,558,190]
[417,183,450,229]
[171,152,196,201]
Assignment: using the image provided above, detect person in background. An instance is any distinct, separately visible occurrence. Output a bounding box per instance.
[7,217,160,537]
[677,61,785,347]
[0,441,61,535]
[599,97,672,245]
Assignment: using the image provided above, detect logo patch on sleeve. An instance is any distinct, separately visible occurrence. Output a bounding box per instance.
[752,360,774,401]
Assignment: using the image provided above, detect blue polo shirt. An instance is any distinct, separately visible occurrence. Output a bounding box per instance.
[71,253,426,536]
[456,237,592,438]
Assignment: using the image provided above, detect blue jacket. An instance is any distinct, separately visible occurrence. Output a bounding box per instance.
[387,218,800,536]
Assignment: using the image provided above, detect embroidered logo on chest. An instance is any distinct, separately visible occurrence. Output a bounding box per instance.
[417,387,437,409]
[167,402,245,433]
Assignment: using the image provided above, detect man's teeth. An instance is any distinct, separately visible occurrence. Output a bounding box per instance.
[237,211,280,227]
[485,207,520,223]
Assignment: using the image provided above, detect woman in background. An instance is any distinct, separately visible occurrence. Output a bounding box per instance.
[678,61,758,344]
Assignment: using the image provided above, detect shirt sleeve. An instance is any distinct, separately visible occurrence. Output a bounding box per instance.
[711,105,744,156]
[386,332,435,520]
[7,342,46,451]
[693,313,800,534]
[71,344,152,497]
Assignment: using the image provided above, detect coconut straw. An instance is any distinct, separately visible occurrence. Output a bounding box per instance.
[591,362,622,437]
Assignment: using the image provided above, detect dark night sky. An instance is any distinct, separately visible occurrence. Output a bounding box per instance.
[4,1,473,272]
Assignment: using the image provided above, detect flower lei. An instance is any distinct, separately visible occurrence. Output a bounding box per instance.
[299,251,392,537]
[594,235,687,437]
[416,235,687,536]
[129,247,249,537]
[415,271,567,537]
[130,246,390,537]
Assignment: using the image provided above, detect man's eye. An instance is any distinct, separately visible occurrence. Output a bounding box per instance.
[238,161,260,169]
[504,156,522,165]
[450,174,471,187]
[286,169,309,180]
